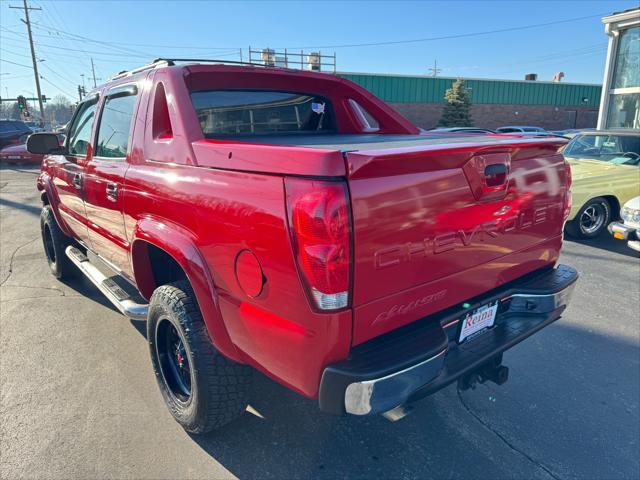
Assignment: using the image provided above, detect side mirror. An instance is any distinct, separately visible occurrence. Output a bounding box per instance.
[27,133,66,155]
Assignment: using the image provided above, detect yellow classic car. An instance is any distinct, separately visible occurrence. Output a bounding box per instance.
[564,130,640,238]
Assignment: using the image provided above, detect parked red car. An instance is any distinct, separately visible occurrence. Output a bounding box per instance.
[0,143,44,165]
[28,60,577,433]
[0,134,64,165]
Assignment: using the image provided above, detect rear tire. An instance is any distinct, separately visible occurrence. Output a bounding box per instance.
[565,197,611,239]
[40,205,74,279]
[147,280,253,434]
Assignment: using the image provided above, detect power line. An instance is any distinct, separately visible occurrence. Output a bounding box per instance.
[1,58,33,69]
[36,7,89,68]
[285,13,608,49]
[39,62,78,88]
[36,1,93,70]
[40,75,75,99]
[28,21,242,51]
[0,39,149,65]
[2,29,241,62]
[0,30,153,57]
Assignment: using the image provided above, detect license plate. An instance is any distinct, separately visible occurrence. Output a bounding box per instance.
[7,156,22,160]
[458,300,499,343]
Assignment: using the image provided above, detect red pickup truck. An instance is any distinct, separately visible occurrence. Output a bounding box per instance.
[28,60,577,433]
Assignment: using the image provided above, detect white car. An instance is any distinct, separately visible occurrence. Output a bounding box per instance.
[608,196,640,252]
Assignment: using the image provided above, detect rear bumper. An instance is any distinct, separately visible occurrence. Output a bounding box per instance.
[319,264,578,415]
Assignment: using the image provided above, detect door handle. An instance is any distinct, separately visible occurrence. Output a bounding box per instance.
[72,173,82,190]
[106,183,118,202]
[484,164,508,187]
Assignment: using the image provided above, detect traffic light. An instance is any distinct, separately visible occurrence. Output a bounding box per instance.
[41,94,47,103]
[17,95,26,109]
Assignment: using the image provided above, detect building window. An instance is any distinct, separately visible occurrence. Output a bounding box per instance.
[605,26,640,129]
[612,27,640,89]
[607,92,640,129]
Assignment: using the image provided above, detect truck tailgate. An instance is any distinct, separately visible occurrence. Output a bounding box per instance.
[346,138,568,345]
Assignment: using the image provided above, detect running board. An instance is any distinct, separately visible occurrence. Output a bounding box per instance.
[65,246,149,320]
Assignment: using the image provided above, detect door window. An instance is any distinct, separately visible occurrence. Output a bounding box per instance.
[67,98,98,156]
[95,92,138,158]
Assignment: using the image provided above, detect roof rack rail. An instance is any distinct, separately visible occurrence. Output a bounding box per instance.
[110,59,172,80]
[155,58,267,67]
[109,58,271,81]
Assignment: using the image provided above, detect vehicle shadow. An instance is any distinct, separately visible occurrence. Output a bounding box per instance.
[0,163,40,174]
[0,196,42,217]
[185,323,640,480]
[565,231,639,259]
[59,274,121,314]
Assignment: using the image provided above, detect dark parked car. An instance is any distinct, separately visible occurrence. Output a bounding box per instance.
[0,120,32,149]
[496,126,547,133]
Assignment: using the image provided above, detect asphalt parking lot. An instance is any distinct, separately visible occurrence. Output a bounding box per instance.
[1,164,638,480]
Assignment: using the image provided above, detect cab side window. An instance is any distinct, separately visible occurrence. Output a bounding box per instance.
[68,99,98,156]
[95,92,138,158]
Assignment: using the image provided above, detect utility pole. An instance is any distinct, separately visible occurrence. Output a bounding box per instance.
[10,0,44,126]
[90,58,97,88]
[428,59,442,77]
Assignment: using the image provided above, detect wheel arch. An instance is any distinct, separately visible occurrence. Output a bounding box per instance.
[600,195,620,219]
[130,217,242,363]
[569,193,618,220]
[37,172,74,237]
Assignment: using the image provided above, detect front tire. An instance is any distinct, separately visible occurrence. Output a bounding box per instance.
[565,197,611,239]
[40,205,74,279]
[147,280,253,434]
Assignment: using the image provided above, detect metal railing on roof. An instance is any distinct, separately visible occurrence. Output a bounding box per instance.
[110,50,336,81]
[248,48,336,73]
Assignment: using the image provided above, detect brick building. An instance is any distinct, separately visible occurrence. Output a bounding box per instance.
[337,72,601,131]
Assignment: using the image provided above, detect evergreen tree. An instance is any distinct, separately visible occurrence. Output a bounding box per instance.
[437,78,473,127]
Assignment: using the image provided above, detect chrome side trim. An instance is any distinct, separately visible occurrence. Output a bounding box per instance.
[65,246,148,320]
[344,348,447,415]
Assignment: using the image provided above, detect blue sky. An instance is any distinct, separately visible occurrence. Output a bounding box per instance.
[0,0,636,101]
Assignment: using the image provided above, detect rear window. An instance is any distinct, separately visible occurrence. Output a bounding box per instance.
[190,90,336,136]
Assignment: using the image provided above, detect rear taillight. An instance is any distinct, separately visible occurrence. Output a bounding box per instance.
[285,178,352,311]
[563,160,572,220]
